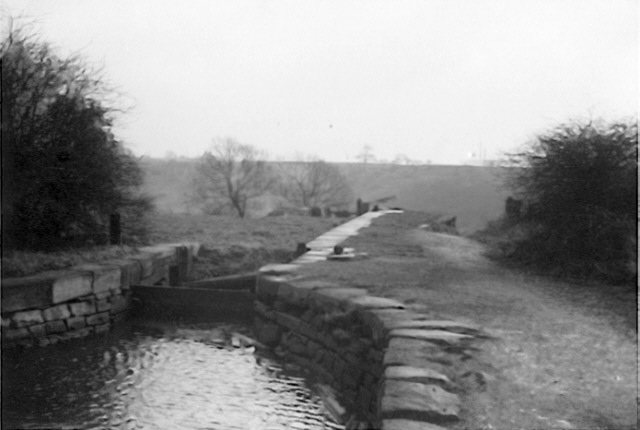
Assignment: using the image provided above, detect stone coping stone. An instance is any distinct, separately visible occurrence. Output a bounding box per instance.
[384,338,451,368]
[384,319,481,333]
[310,287,369,308]
[45,270,94,304]
[383,419,447,430]
[2,274,55,312]
[278,279,348,305]
[389,329,473,344]
[138,245,177,259]
[348,295,405,310]
[381,380,461,422]
[305,240,341,248]
[105,259,143,289]
[385,366,451,385]
[258,264,299,276]
[360,309,431,329]
[256,274,310,300]
[2,242,197,314]
[295,255,328,264]
[294,279,345,290]
[72,263,122,294]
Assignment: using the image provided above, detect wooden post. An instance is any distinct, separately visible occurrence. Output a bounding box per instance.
[109,212,121,245]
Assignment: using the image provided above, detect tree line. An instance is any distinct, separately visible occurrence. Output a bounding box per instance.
[189,138,353,218]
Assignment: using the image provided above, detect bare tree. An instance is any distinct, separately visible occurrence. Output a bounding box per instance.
[278,159,353,209]
[191,138,275,218]
[355,144,376,165]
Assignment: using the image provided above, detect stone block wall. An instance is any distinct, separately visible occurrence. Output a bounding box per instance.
[253,265,386,427]
[1,243,200,348]
[253,211,483,430]
[254,264,479,430]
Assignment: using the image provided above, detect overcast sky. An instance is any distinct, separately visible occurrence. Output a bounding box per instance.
[2,0,638,164]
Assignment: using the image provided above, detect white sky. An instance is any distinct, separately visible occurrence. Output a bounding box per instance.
[2,0,638,164]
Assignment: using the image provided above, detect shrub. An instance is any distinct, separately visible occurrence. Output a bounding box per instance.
[1,27,152,250]
[501,119,637,283]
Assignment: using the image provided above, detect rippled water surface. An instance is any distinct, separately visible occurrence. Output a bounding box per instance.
[2,319,343,430]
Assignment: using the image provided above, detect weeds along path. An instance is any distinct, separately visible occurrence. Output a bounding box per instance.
[409,230,637,430]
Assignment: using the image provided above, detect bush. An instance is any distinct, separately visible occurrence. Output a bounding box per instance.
[500,119,637,284]
[1,27,152,250]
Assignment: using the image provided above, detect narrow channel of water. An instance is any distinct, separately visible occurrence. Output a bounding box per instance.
[2,318,344,430]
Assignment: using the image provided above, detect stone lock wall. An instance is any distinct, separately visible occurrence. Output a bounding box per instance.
[253,211,481,430]
[253,264,480,430]
[1,243,199,348]
[254,265,393,426]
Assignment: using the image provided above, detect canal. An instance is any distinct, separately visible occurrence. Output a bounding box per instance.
[2,315,344,430]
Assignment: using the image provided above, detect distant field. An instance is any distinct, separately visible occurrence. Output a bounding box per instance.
[140,158,511,234]
[147,212,337,251]
[147,212,338,279]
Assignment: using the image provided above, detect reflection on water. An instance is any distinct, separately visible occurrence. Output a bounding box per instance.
[2,319,343,430]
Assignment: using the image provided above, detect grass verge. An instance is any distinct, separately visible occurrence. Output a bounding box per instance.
[2,212,340,280]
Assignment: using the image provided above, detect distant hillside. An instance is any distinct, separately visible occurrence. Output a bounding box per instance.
[340,163,510,233]
[139,158,511,233]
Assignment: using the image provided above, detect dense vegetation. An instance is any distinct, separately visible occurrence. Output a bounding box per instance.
[1,27,152,250]
[477,119,637,285]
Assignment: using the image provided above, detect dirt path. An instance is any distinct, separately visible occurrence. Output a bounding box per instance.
[410,230,637,430]
[304,213,637,429]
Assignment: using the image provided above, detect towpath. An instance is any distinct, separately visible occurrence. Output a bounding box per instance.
[303,211,637,429]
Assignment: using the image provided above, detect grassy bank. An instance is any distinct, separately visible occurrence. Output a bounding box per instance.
[146,212,338,279]
[2,212,339,280]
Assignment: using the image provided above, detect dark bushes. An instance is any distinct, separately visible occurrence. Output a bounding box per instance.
[1,28,152,250]
[486,120,637,284]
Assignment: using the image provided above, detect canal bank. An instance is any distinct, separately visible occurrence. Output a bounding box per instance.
[2,210,491,430]
[293,210,637,430]
[253,211,487,430]
[1,243,200,347]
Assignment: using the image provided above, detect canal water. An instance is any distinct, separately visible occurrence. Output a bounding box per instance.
[2,318,344,430]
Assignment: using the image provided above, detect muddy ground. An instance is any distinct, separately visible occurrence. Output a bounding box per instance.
[303,211,637,430]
